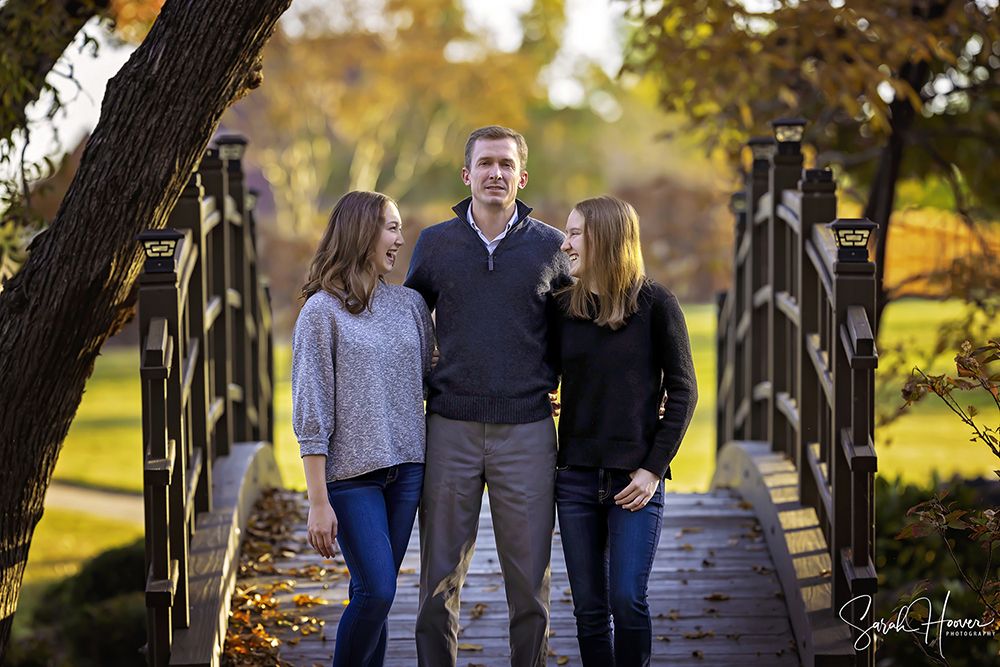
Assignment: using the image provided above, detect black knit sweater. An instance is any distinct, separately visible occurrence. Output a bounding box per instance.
[404,197,571,424]
[555,280,697,479]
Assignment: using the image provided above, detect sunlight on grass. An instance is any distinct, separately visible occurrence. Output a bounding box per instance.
[23,507,143,584]
[14,508,143,640]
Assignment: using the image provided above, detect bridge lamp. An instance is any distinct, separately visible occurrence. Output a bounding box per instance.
[748,136,776,166]
[216,135,248,162]
[730,192,747,214]
[826,218,878,262]
[769,117,807,154]
[136,228,184,273]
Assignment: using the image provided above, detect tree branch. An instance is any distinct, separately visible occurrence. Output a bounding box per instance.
[0,0,109,146]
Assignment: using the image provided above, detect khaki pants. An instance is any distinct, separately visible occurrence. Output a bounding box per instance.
[415,413,557,667]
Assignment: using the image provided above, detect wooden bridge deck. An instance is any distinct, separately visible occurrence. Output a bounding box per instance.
[248,490,799,667]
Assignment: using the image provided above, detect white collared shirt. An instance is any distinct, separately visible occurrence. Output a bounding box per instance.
[467,205,518,255]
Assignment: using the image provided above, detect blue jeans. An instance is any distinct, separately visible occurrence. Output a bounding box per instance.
[555,466,664,667]
[326,462,424,667]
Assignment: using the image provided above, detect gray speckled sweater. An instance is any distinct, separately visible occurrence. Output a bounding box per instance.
[291,283,435,482]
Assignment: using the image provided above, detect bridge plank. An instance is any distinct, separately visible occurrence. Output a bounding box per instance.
[244,490,799,666]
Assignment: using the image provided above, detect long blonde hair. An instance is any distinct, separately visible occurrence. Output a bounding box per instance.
[560,195,645,330]
[301,191,394,314]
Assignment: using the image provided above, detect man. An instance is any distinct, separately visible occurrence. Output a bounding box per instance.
[404,126,570,667]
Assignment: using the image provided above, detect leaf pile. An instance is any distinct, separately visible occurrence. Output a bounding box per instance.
[238,487,310,578]
[223,487,340,666]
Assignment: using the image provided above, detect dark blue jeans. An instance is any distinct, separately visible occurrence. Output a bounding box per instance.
[555,466,664,667]
[326,462,423,667]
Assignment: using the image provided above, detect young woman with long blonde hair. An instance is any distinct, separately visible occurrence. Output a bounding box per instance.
[292,190,434,667]
[555,195,697,667]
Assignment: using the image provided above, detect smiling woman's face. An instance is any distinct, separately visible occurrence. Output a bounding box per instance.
[374,202,403,276]
[561,208,586,278]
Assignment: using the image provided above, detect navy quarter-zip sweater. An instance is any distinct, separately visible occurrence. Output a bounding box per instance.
[404,197,571,424]
[555,281,697,479]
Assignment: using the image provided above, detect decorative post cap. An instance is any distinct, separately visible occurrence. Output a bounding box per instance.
[730,191,747,214]
[769,117,807,154]
[135,228,184,273]
[826,218,878,262]
[216,135,248,161]
[748,136,776,166]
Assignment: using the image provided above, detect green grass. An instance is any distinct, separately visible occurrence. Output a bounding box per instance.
[53,298,999,497]
[14,508,144,640]
[874,298,999,484]
[51,347,144,493]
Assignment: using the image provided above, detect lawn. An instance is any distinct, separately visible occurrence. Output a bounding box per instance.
[52,298,999,496]
[14,508,144,640]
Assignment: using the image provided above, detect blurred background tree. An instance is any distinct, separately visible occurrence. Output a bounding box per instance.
[622,0,1000,336]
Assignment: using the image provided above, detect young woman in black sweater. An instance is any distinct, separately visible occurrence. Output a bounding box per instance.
[555,195,698,667]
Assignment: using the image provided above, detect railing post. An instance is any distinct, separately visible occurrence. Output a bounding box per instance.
[721,192,748,446]
[746,137,774,442]
[199,148,234,458]
[245,189,264,442]
[217,135,254,443]
[796,169,837,515]
[167,173,213,515]
[767,119,805,456]
[137,229,194,665]
[828,219,879,667]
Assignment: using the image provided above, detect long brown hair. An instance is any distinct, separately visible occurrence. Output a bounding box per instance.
[560,195,645,330]
[301,191,395,314]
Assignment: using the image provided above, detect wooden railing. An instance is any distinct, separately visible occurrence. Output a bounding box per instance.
[713,130,878,667]
[137,137,281,667]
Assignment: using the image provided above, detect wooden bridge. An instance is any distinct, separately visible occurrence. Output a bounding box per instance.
[135,121,878,666]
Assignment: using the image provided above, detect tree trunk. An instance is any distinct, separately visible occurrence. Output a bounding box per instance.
[0,0,292,658]
[0,0,110,145]
[864,58,929,332]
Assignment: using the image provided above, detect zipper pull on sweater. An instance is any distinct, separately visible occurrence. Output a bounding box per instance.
[488,254,494,271]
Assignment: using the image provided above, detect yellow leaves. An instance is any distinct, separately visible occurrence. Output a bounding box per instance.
[778,86,800,109]
[469,602,489,619]
[292,593,331,607]
[684,630,715,639]
[557,656,570,665]
[458,643,483,651]
[662,10,687,37]
[704,593,731,601]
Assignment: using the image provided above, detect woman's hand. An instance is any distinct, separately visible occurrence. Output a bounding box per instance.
[307,502,338,558]
[614,468,660,512]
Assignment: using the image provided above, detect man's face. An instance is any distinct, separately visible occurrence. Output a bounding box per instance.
[462,137,527,212]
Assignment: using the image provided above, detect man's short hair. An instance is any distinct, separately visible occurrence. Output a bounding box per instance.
[464,126,528,175]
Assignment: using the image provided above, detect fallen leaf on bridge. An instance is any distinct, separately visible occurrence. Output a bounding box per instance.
[656,635,671,642]
[684,630,715,639]
[692,649,705,659]
[458,643,483,651]
[470,602,488,618]
[292,593,331,607]
[704,593,730,601]
[557,657,570,664]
